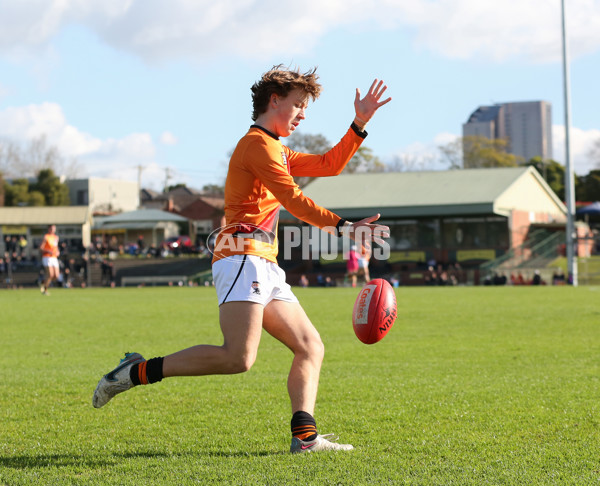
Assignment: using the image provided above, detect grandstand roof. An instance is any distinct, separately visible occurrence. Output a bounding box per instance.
[283,167,566,220]
[0,206,91,225]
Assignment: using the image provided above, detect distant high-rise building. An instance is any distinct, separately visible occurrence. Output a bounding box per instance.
[463,101,553,163]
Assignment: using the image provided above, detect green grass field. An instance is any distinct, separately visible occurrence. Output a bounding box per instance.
[1,286,599,485]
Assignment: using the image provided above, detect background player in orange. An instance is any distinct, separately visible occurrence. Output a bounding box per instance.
[40,224,60,295]
[93,65,391,453]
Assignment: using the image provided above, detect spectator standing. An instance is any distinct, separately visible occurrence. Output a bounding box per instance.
[346,245,360,288]
[18,235,28,259]
[137,235,145,255]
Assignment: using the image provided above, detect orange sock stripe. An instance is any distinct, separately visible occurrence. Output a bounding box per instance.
[295,430,317,440]
[292,425,317,440]
[138,361,148,385]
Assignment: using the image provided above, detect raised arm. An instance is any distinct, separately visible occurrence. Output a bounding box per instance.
[353,79,392,131]
[289,78,391,178]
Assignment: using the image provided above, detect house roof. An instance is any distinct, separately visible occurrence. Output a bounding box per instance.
[98,208,188,224]
[140,188,161,200]
[198,196,225,210]
[0,206,91,225]
[283,167,566,220]
[177,196,225,221]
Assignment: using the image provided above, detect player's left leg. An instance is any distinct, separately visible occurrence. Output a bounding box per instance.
[262,300,323,415]
[41,262,58,294]
[49,265,59,285]
[262,300,353,453]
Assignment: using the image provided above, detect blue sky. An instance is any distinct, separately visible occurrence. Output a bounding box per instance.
[0,0,599,191]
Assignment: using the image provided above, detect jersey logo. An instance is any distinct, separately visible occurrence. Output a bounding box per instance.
[281,151,288,167]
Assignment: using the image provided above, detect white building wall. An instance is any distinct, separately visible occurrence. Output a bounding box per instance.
[67,178,139,213]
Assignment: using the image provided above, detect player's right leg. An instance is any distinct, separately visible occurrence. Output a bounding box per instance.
[92,255,267,408]
[162,301,264,377]
[92,301,264,408]
[92,352,146,408]
[41,272,53,295]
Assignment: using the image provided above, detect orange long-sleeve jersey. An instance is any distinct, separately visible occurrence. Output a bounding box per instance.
[212,124,366,264]
[40,233,59,258]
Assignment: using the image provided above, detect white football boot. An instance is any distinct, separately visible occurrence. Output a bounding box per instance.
[290,434,354,453]
[92,352,145,408]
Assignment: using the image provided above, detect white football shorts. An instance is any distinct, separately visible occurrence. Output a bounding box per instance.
[213,254,299,306]
[42,256,60,268]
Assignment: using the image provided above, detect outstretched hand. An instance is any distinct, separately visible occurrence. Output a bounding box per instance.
[354,79,391,125]
[348,214,390,252]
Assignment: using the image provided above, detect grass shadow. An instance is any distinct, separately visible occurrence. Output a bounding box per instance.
[0,449,281,470]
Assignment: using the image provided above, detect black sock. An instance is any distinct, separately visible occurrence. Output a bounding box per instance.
[291,411,318,441]
[130,357,164,386]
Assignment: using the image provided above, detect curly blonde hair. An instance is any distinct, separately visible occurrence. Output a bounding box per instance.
[250,65,322,121]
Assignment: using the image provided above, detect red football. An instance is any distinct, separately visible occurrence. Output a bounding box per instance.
[352,278,397,344]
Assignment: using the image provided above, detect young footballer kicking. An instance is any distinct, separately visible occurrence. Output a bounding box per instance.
[93,65,391,453]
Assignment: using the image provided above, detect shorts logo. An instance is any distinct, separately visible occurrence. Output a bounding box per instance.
[251,281,261,295]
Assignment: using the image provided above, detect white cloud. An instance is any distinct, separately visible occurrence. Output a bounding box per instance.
[160,131,178,145]
[0,102,70,141]
[433,132,460,146]
[0,102,163,185]
[552,125,600,174]
[403,0,599,63]
[1,0,599,64]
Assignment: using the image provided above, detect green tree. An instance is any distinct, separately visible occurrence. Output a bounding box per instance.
[343,146,385,174]
[27,190,46,206]
[31,168,70,206]
[576,170,600,202]
[463,136,523,168]
[4,178,30,206]
[287,132,333,188]
[166,183,187,192]
[438,137,463,170]
[0,172,4,206]
[439,136,523,169]
[287,132,332,155]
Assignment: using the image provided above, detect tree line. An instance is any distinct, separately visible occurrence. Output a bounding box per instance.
[0,137,73,207]
[1,133,599,207]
